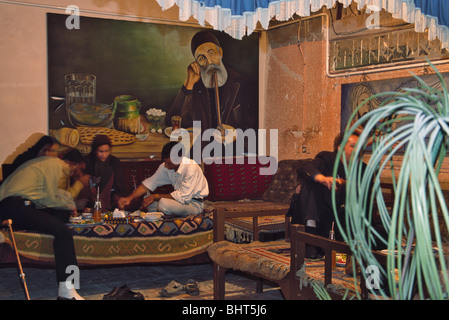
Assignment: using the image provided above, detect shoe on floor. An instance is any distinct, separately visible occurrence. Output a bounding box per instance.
[159,280,186,297]
[103,286,121,300]
[114,287,144,300]
[103,284,144,300]
[103,285,128,300]
[186,279,200,296]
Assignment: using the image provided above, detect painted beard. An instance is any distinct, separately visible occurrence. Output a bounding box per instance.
[200,61,228,89]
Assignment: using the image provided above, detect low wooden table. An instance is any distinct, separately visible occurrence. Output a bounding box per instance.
[210,202,289,242]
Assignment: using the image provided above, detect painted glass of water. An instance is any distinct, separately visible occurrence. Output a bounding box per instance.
[64,73,96,108]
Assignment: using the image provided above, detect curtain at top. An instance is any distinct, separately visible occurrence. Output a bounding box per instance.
[199,0,276,14]
[409,0,449,48]
[155,0,448,49]
[413,0,448,27]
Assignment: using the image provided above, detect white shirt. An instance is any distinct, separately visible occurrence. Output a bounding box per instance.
[142,157,209,204]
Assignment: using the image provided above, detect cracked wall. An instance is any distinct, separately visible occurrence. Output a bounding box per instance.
[263,14,449,162]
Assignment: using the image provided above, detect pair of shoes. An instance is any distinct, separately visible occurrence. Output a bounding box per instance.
[103,284,144,300]
[103,285,124,300]
[114,288,144,300]
[159,280,186,297]
[185,279,199,296]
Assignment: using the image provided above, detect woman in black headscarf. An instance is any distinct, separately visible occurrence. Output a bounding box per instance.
[82,134,127,211]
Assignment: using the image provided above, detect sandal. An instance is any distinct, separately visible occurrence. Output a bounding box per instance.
[159,280,186,297]
[186,279,200,296]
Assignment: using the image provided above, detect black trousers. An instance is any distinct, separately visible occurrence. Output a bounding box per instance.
[289,181,388,247]
[290,180,346,239]
[0,196,78,283]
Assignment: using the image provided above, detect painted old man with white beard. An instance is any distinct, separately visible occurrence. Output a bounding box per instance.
[167,30,258,137]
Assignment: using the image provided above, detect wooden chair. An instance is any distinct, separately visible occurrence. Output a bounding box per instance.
[210,207,291,297]
[291,225,388,299]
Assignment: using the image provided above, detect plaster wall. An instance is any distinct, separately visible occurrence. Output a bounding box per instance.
[263,20,449,162]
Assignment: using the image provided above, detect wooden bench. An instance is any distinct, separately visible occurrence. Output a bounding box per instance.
[207,207,388,300]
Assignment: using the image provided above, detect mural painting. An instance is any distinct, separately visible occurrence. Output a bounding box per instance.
[47,13,259,158]
[341,72,449,149]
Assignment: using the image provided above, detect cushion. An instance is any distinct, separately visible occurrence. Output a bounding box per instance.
[262,159,311,204]
[207,240,291,281]
[0,212,214,266]
[208,240,371,298]
[204,157,274,201]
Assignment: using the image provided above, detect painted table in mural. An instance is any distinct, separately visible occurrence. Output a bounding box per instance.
[54,115,200,159]
[109,131,169,159]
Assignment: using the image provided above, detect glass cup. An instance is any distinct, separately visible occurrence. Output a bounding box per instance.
[64,74,96,108]
[171,116,182,130]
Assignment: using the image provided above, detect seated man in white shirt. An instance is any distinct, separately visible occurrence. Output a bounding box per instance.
[118,142,209,216]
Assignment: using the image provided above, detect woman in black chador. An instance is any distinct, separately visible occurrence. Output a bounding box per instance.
[82,134,127,211]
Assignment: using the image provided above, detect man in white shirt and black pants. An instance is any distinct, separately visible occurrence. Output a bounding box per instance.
[118,142,209,216]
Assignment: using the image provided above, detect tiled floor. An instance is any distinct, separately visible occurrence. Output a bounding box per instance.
[0,262,284,301]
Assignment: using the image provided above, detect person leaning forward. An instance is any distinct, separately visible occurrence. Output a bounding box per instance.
[0,151,89,300]
[118,142,209,217]
[288,132,387,259]
[288,133,361,258]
